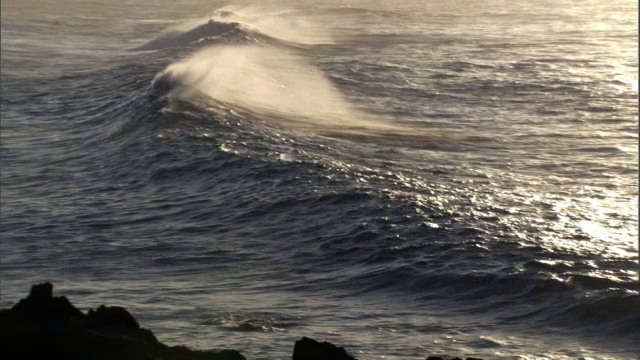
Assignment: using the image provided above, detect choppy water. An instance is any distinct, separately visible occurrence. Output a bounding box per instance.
[1,1,638,359]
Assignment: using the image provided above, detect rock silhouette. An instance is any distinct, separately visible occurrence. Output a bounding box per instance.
[293,336,357,360]
[0,282,244,360]
[0,283,484,360]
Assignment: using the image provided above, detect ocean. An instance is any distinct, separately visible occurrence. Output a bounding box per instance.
[1,0,638,358]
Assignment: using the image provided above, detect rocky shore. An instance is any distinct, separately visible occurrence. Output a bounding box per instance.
[0,283,482,360]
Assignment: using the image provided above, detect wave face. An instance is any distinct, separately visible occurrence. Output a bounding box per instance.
[1,1,638,359]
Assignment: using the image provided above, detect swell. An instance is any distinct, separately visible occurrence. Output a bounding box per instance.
[127,59,638,343]
[115,125,638,345]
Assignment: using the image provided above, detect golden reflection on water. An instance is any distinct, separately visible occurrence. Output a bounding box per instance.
[543,191,637,256]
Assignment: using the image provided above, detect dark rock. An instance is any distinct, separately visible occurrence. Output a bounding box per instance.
[293,336,357,360]
[87,305,140,329]
[29,282,53,300]
[8,282,84,324]
[0,283,245,360]
[1,283,486,360]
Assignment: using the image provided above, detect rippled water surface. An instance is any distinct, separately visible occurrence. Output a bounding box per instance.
[1,1,638,359]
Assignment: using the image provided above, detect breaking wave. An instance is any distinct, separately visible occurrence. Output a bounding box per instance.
[152,45,440,141]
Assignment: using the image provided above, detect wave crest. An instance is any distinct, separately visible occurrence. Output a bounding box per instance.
[136,20,241,51]
[136,7,333,51]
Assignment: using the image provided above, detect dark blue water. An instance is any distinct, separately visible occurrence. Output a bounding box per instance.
[1,1,638,359]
